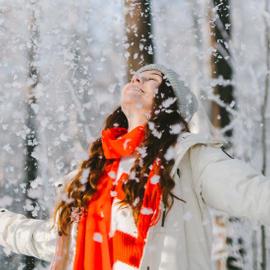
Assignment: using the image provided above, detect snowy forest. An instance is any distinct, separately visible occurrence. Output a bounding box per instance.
[0,0,269,269]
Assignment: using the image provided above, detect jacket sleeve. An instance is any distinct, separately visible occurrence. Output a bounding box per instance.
[0,209,57,262]
[0,168,79,262]
[190,143,270,225]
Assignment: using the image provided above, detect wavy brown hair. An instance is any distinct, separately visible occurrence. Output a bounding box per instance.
[53,76,190,235]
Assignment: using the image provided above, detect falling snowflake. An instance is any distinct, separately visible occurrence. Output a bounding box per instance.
[80,168,90,184]
[136,146,147,158]
[110,190,117,197]
[148,121,162,139]
[140,207,154,215]
[161,97,177,108]
[108,171,116,179]
[164,146,176,161]
[150,175,160,184]
[133,197,140,207]
[169,123,183,135]
[93,232,103,243]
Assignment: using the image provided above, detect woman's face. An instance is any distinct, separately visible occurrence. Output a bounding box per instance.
[120,70,163,119]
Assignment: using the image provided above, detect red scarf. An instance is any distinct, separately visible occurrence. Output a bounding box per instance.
[73,125,162,269]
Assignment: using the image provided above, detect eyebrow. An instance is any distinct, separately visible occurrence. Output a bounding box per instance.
[148,72,163,78]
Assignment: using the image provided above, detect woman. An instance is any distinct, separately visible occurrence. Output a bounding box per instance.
[0,64,269,270]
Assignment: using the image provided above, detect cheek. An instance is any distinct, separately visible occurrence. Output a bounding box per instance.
[143,91,155,110]
[121,84,129,97]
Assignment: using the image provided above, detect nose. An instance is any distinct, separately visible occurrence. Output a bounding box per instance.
[131,73,142,84]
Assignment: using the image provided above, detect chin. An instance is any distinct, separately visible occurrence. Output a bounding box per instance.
[120,100,132,112]
[121,94,140,109]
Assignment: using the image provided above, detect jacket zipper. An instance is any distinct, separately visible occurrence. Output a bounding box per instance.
[221,145,234,159]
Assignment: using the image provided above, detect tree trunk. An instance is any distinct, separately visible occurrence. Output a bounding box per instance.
[208,1,240,270]
[209,0,234,141]
[259,1,270,269]
[22,2,40,269]
[124,0,154,80]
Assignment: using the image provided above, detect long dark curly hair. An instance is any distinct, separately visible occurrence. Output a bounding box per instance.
[54,76,190,235]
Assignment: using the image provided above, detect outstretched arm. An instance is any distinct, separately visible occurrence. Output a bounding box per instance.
[190,143,270,225]
[0,168,79,262]
[0,209,57,262]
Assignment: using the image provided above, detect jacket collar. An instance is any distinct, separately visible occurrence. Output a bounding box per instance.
[54,132,226,190]
[170,132,225,177]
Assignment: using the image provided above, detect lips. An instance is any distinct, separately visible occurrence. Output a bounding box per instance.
[129,85,144,93]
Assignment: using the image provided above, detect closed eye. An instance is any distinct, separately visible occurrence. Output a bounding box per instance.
[146,77,156,81]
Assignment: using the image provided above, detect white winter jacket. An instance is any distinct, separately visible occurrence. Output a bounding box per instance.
[0,131,270,270]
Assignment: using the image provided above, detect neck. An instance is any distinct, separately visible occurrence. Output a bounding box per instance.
[127,115,148,132]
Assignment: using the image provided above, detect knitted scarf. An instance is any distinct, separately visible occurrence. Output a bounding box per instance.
[52,125,163,270]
